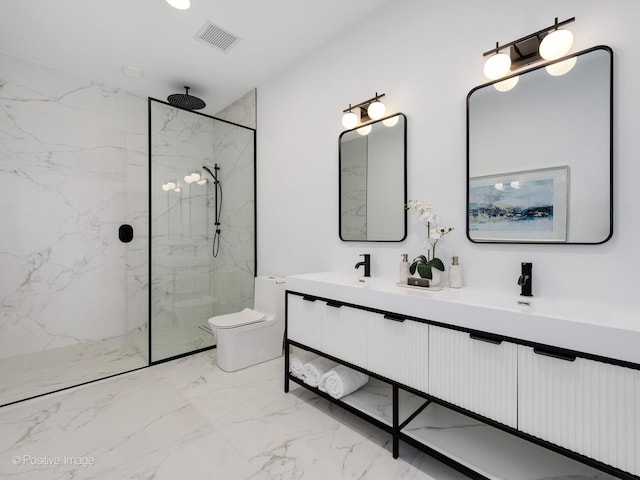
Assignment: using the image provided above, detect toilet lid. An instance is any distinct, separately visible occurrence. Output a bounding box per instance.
[208,308,267,329]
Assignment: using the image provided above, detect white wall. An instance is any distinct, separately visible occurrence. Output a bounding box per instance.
[257,0,640,306]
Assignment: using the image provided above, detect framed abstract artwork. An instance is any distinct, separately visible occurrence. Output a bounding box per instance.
[468,166,568,242]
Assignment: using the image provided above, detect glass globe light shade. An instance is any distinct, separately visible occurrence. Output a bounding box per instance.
[196,179,207,185]
[494,182,505,191]
[367,100,386,120]
[546,57,577,76]
[166,0,191,10]
[191,173,201,182]
[382,115,399,127]
[161,183,171,192]
[342,111,358,129]
[166,182,176,190]
[483,53,511,80]
[357,125,372,136]
[494,75,519,92]
[173,187,181,193]
[510,181,521,189]
[539,29,573,60]
[184,174,194,184]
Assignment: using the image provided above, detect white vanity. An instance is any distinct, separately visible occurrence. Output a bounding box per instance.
[284,271,640,480]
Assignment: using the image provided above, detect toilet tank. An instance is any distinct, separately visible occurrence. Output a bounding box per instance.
[254,276,286,317]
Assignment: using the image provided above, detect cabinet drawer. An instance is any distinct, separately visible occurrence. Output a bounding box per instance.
[429,325,517,428]
[366,312,429,392]
[321,303,367,369]
[287,294,323,350]
[518,345,640,476]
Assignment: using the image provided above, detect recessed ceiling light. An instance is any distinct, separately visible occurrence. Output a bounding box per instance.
[166,0,191,10]
[121,66,144,79]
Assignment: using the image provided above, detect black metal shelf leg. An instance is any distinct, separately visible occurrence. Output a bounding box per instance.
[392,385,399,459]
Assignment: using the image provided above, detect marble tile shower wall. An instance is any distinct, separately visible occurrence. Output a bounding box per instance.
[0,53,148,359]
[150,103,254,326]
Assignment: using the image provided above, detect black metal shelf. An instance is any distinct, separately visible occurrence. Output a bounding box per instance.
[287,374,394,434]
[285,341,492,479]
[285,339,636,480]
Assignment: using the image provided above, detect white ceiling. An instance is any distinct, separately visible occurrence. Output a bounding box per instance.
[0,0,391,115]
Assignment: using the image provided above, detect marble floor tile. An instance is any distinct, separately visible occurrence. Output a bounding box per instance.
[0,351,625,480]
[0,335,148,407]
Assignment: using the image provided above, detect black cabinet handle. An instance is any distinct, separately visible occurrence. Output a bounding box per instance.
[302,295,317,302]
[384,313,406,323]
[469,332,503,345]
[533,347,577,362]
[326,301,342,308]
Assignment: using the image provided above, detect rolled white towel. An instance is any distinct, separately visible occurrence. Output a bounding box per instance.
[318,365,369,399]
[302,357,338,388]
[289,352,317,379]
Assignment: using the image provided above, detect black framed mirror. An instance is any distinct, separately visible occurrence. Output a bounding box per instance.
[467,46,613,244]
[339,113,407,242]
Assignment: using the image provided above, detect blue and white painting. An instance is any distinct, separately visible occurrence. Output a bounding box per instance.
[469,167,568,241]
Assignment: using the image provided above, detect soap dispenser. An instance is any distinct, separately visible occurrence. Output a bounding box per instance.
[399,253,410,284]
[449,256,462,288]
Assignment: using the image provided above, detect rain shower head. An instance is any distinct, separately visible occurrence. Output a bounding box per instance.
[167,86,206,111]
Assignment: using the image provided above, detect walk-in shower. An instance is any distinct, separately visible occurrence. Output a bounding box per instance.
[0,50,256,405]
[149,98,256,363]
[0,53,149,407]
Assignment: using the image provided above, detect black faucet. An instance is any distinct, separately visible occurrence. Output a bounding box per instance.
[518,262,533,297]
[355,254,371,277]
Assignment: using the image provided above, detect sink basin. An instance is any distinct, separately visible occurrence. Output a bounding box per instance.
[286,271,640,365]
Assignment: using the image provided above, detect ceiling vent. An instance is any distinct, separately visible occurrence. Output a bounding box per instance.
[195,21,240,53]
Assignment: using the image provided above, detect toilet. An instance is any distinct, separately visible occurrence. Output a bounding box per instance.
[208,276,286,372]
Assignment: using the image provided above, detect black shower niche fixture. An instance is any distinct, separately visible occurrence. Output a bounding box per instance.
[167,86,206,111]
[119,224,134,243]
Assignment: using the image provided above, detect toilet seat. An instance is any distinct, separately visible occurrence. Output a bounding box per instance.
[209,308,267,329]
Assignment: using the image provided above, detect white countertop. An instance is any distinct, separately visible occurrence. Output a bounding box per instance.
[286,271,640,365]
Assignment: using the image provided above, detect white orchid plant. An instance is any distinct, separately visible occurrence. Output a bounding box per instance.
[405,200,454,279]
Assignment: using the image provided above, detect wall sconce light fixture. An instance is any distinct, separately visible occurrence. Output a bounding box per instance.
[357,125,372,136]
[341,93,386,129]
[483,16,576,85]
[483,44,512,80]
[382,115,399,127]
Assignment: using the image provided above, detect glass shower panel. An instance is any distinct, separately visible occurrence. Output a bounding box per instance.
[149,99,255,363]
[209,120,256,318]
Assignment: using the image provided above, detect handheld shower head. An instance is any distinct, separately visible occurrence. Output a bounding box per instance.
[202,165,219,183]
[202,164,223,258]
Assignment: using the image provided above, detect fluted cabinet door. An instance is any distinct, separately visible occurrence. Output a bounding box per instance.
[321,304,367,369]
[366,312,429,392]
[518,345,640,477]
[428,326,518,428]
[287,294,323,350]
